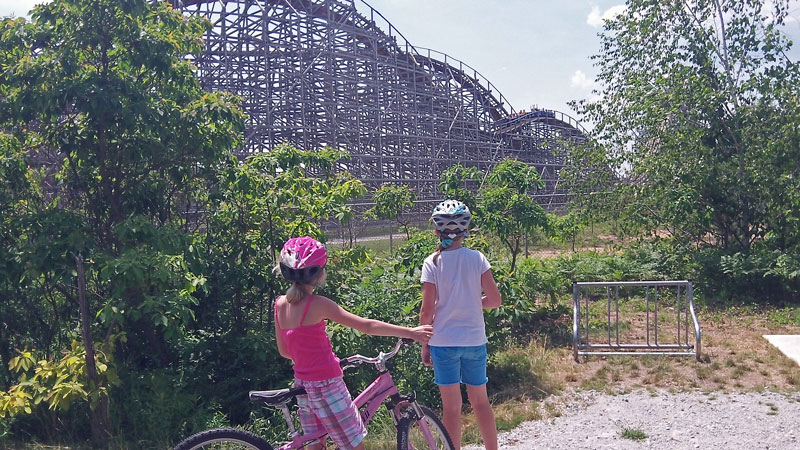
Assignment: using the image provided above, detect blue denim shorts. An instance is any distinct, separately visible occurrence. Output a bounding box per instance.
[429,345,488,386]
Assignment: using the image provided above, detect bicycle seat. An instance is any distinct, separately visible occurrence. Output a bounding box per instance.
[249,387,306,406]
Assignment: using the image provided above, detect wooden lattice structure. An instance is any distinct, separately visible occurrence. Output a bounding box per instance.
[173,0,588,209]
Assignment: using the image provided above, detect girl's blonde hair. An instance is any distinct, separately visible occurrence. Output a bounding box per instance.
[432,242,445,266]
[432,234,465,266]
[275,266,327,304]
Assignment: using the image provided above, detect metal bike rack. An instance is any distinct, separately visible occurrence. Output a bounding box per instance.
[572,281,701,362]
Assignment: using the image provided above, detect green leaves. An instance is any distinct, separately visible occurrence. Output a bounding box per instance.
[0,0,246,440]
[1,341,119,419]
[477,159,548,271]
[438,164,480,211]
[367,183,416,221]
[573,0,800,300]
[366,183,417,240]
[548,211,586,252]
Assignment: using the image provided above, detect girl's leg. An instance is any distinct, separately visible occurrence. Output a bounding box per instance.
[438,384,463,449]
[305,442,324,450]
[465,384,497,450]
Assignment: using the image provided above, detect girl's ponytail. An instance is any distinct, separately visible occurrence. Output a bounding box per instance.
[285,283,312,304]
[282,268,327,303]
[432,242,444,266]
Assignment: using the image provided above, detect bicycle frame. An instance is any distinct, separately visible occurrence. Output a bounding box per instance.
[272,342,439,449]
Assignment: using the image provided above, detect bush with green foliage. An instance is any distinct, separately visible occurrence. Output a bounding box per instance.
[574,0,800,303]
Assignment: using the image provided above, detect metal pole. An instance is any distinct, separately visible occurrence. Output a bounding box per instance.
[585,287,590,347]
[676,285,681,346]
[606,286,611,345]
[654,286,659,346]
[572,283,579,362]
[615,286,620,346]
[645,286,650,346]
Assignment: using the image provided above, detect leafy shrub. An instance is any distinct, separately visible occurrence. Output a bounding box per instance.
[393,232,439,277]
[515,258,567,306]
[667,240,800,304]
[113,369,203,446]
[328,257,441,408]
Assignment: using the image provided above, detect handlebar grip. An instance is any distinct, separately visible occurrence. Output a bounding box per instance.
[401,338,415,346]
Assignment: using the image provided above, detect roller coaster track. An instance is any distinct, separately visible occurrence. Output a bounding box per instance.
[171,0,589,209]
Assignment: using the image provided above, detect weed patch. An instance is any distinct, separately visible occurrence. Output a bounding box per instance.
[621,427,648,441]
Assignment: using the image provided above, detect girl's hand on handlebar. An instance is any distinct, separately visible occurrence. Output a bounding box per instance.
[409,325,433,343]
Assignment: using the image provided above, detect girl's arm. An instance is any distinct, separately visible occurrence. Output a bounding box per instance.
[320,297,433,342]
[275,324,292,359]
[481,269,502,310]
[420,282,437,326]
[420,282,437,366]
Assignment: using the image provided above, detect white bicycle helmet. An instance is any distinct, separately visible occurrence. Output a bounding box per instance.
[431,199,471,232]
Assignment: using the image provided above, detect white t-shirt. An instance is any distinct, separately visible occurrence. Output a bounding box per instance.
[420,247,491,347]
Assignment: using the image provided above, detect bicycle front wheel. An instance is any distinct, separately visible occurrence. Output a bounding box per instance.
[396,405,454,450]
[174,427,274,450]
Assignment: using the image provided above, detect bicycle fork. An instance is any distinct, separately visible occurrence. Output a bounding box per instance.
[384,392,424,423]
[386,392,443,449]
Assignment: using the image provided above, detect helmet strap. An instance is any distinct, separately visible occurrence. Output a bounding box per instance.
[439,229,466,249]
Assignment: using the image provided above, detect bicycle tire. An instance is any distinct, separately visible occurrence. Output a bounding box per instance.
[396,405,455,450]
[174,427,275,450]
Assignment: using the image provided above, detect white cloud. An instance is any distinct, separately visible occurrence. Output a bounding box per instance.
[587,4,627,28]
[0,0,46,18]
[571,70,602,104]
[783,0,800,25]
[570,70,595,90]
[758,0,800,26]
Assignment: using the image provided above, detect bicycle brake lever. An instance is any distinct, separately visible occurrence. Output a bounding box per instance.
[340,356,362,370]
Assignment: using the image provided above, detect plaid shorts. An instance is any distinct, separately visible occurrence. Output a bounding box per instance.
[295,376,367,449]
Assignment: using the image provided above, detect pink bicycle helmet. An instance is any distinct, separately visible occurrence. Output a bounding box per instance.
[279,236,328,284]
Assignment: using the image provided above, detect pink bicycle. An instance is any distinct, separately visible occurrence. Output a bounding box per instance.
[174,339,454,450]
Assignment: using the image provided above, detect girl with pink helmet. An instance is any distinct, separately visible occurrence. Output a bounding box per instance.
[274,236,433,450]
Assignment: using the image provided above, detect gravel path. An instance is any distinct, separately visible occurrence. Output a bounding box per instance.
[463,389,800,450]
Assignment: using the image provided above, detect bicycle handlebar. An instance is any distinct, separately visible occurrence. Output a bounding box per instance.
[341,338,415,372]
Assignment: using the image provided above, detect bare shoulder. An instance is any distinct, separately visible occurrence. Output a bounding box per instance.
[313,295,360,324]
[312,295,339,314]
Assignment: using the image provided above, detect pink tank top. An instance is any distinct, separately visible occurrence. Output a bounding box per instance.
[275,295,343,381]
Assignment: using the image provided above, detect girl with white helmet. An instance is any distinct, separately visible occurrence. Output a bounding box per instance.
[420,200,502,450]
[274,236,433,450]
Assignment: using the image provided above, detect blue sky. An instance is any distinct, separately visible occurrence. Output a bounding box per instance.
[4,0,800,123]
[354,0,629,119]
[356,0,800,119]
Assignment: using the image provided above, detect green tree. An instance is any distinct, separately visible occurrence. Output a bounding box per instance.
[575,0,800,298]
[0,134,43,393]
[438,164,481,211]
[478,160,548,271]
[366,183,417,253]
[180,144,366,424]
[549,211,586,253]
[196,144,366,332]
[0,0,244,444]
[560,139,617,234]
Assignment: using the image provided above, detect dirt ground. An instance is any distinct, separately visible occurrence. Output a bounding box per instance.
[554,310,800,393]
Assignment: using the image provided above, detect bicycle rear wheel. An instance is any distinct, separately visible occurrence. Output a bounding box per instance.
[174,427,274,450]
[396,405,454,450]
